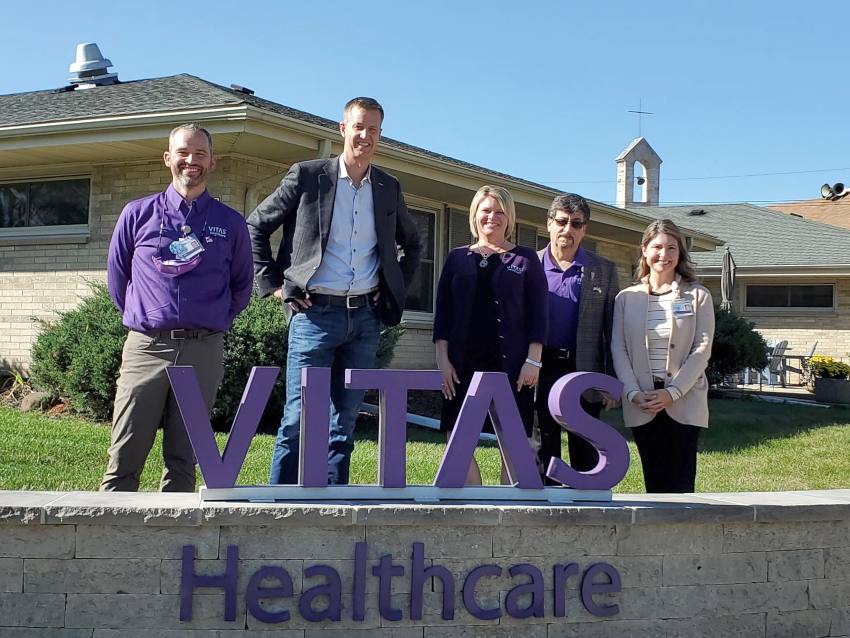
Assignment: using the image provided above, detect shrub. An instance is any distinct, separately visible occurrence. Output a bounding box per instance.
[30,283,406,427]
[707,308,769,385]
[808,355,850,380]
[211,295,288,431]
[30,281,127,419]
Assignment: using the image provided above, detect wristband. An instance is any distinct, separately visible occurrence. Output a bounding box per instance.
[524,358,542,368]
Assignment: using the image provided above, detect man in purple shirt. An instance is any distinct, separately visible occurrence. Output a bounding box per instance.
[536,193,619,480]
[101,123,253,492]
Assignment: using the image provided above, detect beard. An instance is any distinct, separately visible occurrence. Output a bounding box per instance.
[174,164,206,189]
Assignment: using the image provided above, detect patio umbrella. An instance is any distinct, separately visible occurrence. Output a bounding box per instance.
[720,246,737,311]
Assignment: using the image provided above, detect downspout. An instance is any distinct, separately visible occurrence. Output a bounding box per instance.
[243,138,334,214]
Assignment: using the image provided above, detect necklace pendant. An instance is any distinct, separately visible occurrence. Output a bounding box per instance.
[479,254,489,268]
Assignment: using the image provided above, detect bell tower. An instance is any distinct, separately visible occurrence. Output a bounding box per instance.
[616,137,661,207]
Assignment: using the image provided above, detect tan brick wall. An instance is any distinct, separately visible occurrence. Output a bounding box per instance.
[389,326,436,369]
[0,157,284,371]
[592,239,640,287]
[705,276,850,360]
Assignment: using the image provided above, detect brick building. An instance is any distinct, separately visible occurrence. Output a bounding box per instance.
[0,53,726,372]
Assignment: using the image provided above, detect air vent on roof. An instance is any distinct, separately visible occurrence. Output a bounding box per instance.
[68,43,118,89]
[230,84,255,95]
[688,208,707,216]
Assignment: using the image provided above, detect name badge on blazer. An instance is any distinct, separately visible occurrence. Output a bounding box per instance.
[672,299,694,317]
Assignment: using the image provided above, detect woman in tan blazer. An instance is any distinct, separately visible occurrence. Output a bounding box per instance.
[611,219,714,493]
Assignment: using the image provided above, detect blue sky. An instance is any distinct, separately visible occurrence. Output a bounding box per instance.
[2,0,848,206]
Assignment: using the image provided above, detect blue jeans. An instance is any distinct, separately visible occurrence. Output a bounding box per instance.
[269,303,381,485]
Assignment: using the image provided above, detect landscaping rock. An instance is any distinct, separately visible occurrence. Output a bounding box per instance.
[20,392,51,412]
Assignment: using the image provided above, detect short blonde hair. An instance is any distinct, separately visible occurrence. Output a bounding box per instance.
[469,185,516,240]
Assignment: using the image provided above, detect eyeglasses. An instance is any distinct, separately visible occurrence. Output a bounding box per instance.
[549,217,586,229]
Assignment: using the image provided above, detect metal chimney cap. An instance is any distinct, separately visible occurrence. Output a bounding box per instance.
[69,43,113,73]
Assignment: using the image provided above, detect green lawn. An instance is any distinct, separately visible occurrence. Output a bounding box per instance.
[1,397,848,493]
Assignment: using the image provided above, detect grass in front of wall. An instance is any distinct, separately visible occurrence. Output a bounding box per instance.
[1,396,849,493]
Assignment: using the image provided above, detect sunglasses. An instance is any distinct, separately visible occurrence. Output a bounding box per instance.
[549,217,586,229]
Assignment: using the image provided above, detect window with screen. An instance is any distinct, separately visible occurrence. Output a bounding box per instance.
[404,208,436,313]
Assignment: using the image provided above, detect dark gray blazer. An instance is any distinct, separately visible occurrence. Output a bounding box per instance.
[537,246,619,376]
[246,158,422,326]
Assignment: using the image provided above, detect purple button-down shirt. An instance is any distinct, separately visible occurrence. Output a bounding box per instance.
[107,185,253,332]
[543,244,586,349]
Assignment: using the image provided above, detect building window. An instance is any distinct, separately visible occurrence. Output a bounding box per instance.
[447,207,471,249]
[404,208,436,313]
[745,284,835,310]
[0,178,90,229]
[515,223,538,250]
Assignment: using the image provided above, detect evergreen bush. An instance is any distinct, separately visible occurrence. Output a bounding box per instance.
[30,281,126,419]
[29,284,406,428]
[707,308,769,385]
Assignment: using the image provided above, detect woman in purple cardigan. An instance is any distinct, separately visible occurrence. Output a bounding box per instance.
[433,185,548,485]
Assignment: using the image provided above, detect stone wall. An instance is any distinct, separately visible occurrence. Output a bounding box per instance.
[1,490,849,636]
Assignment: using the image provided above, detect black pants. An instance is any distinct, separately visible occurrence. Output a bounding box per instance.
[535,348,603,482]
[441,368,535,437]
[631,410,701,493]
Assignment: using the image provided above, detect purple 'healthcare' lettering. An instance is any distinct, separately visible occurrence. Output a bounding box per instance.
[299,565,342,621]
[245,566,293,623]
[504,564,545,618]
[179,543,622,623]
[463,565,502,620]
[580,562,622,617]
[180,544,238,621]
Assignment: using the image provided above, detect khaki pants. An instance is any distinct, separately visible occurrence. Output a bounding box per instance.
[100,330,225,492]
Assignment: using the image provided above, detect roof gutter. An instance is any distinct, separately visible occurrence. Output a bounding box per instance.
[0,104,721,245]
[243,138,332,214]
[699,264,850,277]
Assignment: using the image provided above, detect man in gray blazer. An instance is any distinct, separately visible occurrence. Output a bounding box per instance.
[536,193,619,480]
[247,97,421,485]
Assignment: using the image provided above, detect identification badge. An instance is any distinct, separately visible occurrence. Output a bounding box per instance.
[169,233,205,261]
[672,299,694,317]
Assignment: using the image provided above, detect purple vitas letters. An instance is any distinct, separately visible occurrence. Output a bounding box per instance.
[167,367,629,490]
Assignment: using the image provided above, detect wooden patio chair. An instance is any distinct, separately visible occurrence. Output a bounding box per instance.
[785,340,818,388]
[759,340,788,390]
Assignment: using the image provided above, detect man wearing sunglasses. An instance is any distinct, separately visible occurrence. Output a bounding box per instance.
[536,193,619,482]
[102,123,253,492]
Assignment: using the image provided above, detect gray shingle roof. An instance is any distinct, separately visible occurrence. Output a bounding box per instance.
[0,74,550,192]
[632,203,850,268]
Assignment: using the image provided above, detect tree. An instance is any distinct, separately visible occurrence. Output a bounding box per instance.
[707,308,769,386]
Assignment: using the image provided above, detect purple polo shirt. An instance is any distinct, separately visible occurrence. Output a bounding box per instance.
[107,185,253,332]
[543,244,585,349]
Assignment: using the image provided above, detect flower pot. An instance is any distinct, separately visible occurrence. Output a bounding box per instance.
[813,377,850,404]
